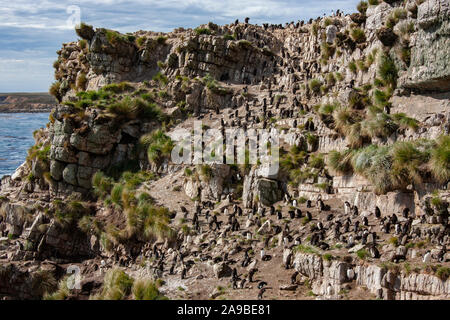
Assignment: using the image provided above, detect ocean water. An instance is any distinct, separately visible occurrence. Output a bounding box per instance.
[0,113,50,178]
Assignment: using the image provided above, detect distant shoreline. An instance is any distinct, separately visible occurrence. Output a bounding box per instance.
[0,92,56,114]
[0,109,53,114]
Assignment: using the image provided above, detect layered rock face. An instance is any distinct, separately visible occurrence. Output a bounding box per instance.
[403,0,450,91]
[48,105,158,194]
[293,252,449,299]
[0,0,449,300]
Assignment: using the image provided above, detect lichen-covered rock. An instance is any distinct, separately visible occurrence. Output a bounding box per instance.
[325,25,338,44]
[62,164,78,186]
[403,0,450,91]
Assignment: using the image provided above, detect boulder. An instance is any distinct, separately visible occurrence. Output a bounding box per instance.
[376,26,398,46]
[326,25,338,44]
[62,164,78,186]
[257,220,272,235]
[213,262,232,279]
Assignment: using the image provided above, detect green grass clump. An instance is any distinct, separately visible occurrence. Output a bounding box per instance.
[356,249,369,260]
[308,79,322,94]
[194,27,212,35]
[103,82,134,94]
[54,200,91,226]
[107,97,163,121]
[350,28,366,43]
[44,276,71,300]
[373,89,390,107]
[293,244,319,255]
[430,135,450,183]
[95,269,134,300]
[388,237,399,247]
[27,143,51,164]
[132,279,168,300]
[76,73,88,91]
[327,149,354,175]
[311,22,319,36]
[362,112,398,139]
[75,22,94,40]
[327,138,448,194]
[309,153,325,170]
[140,129,174,166]
[333,105,359,135]
[323,253,333,261]
[92,171,114,198]
[385,8,407,29]
[356,59,368,72]
[319,102,338,116]
[156,36,167,44]
[357,1,368,14]
[199,164,214,181]
[348,61,357,74]
[153,72,168,86]
[326,73,336,86]
[377,53,398,88]
[435,266,450,281]
[223,33,235,41]
[391,113,419,131]
[136,36,147,47]
[49,81,62,102]
[76,89,110,102]
[321,42,335,62]
[238,40,253,49]
[105,29,133,45]
[202,74,230,95]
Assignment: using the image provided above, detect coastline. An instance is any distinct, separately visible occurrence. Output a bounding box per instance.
[0,92,56,114]
[0,108,53,113]
[0,112,50,180]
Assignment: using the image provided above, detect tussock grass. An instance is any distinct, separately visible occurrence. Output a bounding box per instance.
[327,149,354,175]
[132,279,168,300]
[49,82,62,102]
[54,200,91,226]
[321,42,335,62]
[377,53,398,88]
[92,171,114,198]
[357,1,368,14]
[430,135,450,183]
[348,61,357,74]
[195,27,212,35]
[327,138,449,194]
[75,22,94,40]
[308,79,322,94]
[103,82,134,94]
[44,276,71,300]
[202,74,231,95]
[140,129,174,166]
[350,28,366,43]
[107,97,163,120]
[94,269,134,300]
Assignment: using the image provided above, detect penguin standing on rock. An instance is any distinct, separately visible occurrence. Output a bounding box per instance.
[423,250,432,263]
[258,287,267,300]
[375,206,381,219]
[344,201,351,215]
[257,281,267,289]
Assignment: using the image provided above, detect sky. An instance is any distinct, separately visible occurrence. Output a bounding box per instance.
[0,0,361,93]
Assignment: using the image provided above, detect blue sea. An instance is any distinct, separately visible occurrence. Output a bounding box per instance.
[0,113,50,178]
